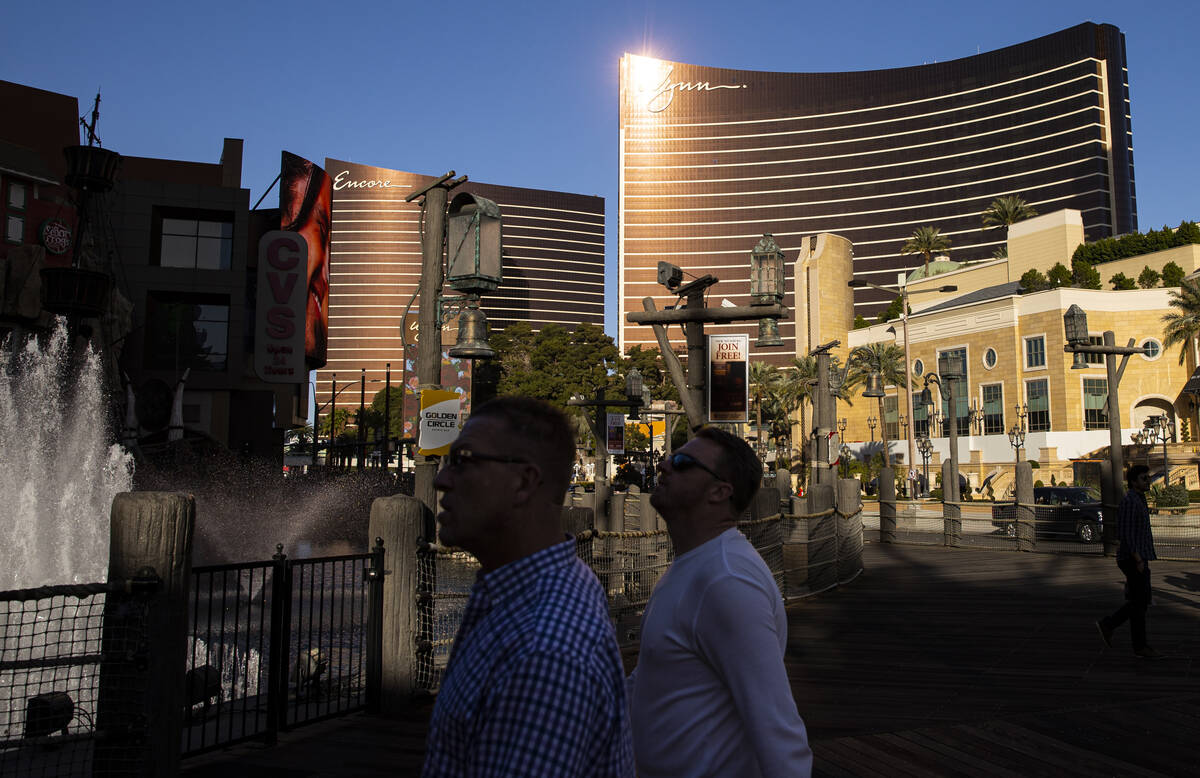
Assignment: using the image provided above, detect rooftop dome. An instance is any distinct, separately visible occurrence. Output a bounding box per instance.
[906,258,961,283]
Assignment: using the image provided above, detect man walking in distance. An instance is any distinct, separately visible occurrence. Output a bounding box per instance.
[1097,464,1162,659]
[423,397,634,777]
[628,427,812,777]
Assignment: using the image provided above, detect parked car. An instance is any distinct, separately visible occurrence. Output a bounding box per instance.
[991,486,1103,543]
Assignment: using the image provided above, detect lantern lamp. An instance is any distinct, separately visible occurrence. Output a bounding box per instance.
[1063,304,1090,347]
[446,192,503,294]
[749,233,785,306]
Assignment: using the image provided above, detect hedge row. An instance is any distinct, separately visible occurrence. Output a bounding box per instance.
[1072,220,1200,266]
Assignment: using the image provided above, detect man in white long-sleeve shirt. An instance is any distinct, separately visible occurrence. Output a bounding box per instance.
[628,427,812,778]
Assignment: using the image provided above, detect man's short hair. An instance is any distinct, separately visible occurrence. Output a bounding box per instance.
[1126,463,1150,487]
[469,396,575,501]
[695,426,761,514]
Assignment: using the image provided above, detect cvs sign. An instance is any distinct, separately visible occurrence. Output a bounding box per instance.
[254,230,308,382]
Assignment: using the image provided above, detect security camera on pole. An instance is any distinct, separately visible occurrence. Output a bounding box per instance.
[625,235,790,434]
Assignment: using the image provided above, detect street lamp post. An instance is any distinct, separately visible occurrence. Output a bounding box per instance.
[1062,304,1150,555]
[849,278,957,502]
[407,173,505,537]
[920,351,965,546]
[811,340,885,492]
[916,434,932,497]
[1132,428,1150,468]
[1145,414,1171,484]
[968,400,984,435]
[566,370,648,484]
[867,415,877,442]
[1008,423,1025,475]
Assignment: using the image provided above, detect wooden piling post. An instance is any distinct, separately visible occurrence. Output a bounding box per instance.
[367,494,424,713]
[96,491,194,777]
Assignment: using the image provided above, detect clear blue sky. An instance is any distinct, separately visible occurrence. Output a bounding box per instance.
[6,1,1198,336]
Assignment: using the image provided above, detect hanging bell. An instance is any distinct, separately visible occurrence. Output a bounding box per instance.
[755,317,784,348]
[448,303,496,360]
[862,372,885,398]
[1070,350,1089,370]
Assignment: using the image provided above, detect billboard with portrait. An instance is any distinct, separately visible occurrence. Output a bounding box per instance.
[279,151,332,369]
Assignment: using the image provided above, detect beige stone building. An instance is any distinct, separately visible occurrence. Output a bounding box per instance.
[801,209,1200,496]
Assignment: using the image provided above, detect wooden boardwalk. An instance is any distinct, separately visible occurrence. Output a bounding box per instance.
[182,542,1200,776]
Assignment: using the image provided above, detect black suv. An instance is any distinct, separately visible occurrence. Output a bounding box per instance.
[991,486,1103,543]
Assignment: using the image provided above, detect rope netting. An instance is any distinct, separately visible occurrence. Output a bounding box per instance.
[412,500,865,692]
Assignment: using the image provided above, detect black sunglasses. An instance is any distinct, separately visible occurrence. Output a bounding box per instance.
[666,452,727,482]
[444,447,530,468]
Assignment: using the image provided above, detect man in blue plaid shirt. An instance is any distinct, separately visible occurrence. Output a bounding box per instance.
[423,397,634,776]
[1096,464,1162,659]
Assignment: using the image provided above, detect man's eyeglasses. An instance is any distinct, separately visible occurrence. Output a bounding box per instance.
[443,448,530,469]
[666,452,727,483]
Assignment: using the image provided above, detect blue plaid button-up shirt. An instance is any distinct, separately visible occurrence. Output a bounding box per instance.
[1117,489,1157,562]
[423,538,634,777]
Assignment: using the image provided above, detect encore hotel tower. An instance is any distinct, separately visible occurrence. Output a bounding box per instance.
[619,22,1136,358]
[316,158,604,411]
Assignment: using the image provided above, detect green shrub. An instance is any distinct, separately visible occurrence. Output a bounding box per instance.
[1072,258,1101,289]
[1157,483,1190,507]
[1138,265,1161,289]
[1187,489,1200,503]
[1162,261,1185,287]
[1071,220,1200,266]
[1047,263,1073,288]
[1109,272,1136,290]
[1034,479,1045,488]
[1020,268,1049,292]
[930,487,943,500]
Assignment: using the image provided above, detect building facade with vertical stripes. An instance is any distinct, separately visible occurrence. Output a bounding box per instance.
[316,158,604,411]
[619,22,1136,361]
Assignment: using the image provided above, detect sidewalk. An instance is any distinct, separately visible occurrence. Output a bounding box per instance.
[182,542,1200,776]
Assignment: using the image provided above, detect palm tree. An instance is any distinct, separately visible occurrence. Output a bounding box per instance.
[900,226,952,277]
[783,357,817,488]
[1162,277,1200,365]
[981,195,1037,258]
[748,361,782,463]
[981,195,1037,230]
[781,355,854,489]
[845,342,908,467]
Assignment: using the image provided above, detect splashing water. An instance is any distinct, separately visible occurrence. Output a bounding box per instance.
[0,324,134,589]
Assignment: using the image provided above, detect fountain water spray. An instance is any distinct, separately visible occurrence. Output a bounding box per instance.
[0,323,134,589]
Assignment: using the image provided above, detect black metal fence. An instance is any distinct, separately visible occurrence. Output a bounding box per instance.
[183,541,384,757]
[0,576,159,777]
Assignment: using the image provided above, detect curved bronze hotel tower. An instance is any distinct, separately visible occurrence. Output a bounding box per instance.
[619,22,1135,357]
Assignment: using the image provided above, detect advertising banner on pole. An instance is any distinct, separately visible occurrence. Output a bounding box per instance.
[279,151,332,369]
[606,413,626,454]
[254,230,307,382]
[418,389,462,456]
[708,333,749,422]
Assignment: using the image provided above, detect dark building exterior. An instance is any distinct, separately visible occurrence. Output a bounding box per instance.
[0,80,81,330]
[316,158,604,412]
[109,142,308,458]
[619,22,1136,355]
[1,80,306,462]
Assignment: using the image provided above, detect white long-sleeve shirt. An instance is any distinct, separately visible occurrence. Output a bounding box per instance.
[627,528,812,778]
